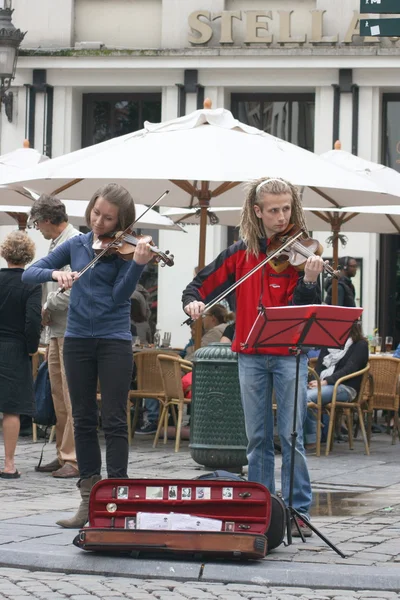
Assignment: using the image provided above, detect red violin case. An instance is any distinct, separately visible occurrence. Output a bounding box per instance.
[74,478,272,560]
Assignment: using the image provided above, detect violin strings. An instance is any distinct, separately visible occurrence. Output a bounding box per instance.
[123,233,164,257]
[290,240,336,276]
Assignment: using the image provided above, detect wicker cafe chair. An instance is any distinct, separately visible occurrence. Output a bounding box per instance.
[128,349,179,444]
[364,356,400,445]
[155,354,193,452]
[323,364,371,456]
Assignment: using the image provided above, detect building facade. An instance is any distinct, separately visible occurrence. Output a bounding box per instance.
[1,0,399,346]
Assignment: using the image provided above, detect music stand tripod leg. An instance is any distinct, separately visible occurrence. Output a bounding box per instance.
[287,347,346,559]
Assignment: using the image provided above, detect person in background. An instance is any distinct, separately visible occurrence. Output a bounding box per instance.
[22,183,154,527]
[180,321,198,361]
[220,322,235,344]
[324,256,358,307]
[201,304,234,347]
[130,296,152,344]
[0,232,41,478]
[304,321,369,450]
[183,177,325,538]
[30,194,81,479]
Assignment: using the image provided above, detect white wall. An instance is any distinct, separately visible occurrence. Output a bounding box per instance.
[75,0,162,48]
[13,0,74,48]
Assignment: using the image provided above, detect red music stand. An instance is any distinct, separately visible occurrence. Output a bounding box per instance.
[244,304,363,557]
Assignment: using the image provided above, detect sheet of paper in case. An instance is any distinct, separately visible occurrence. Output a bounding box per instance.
[168,513,223,532]
[136,512,169,530]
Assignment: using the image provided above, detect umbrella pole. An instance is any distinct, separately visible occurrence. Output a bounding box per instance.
[194,182,211,349]
[331,223,340,305]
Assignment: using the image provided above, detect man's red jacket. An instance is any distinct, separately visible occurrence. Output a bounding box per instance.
[182,238,321,356]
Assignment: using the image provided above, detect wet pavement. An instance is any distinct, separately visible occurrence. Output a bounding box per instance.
[0,429,399,593]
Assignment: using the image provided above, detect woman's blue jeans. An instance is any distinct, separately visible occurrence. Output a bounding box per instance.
[238,353,311,517]
[305,385,353,444]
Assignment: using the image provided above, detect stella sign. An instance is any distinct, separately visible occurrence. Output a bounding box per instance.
[188,9,379,45]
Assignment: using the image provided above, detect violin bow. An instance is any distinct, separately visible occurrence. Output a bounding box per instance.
[57,189,170,294]
[182,228,305,326]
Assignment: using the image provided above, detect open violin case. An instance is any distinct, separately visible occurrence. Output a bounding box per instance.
[73,478,273,560]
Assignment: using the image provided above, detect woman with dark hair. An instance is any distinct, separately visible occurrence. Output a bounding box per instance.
[201,304,235,347]
[23,183,154,527]
[0,231,41,478]
[304,321,369,449]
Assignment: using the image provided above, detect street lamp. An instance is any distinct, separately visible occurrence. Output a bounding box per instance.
[0,1,25,122]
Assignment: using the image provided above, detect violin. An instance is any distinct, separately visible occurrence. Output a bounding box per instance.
[56,190,172,295]
[267,224,338,279]
[93,232,174,267]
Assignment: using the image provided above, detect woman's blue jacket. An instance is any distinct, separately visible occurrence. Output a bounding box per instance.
[22,232,145,340]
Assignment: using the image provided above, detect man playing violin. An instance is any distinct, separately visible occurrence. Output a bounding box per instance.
[183,178,325,538]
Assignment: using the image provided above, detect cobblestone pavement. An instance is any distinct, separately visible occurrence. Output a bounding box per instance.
[0,431,400,591]
[1,568,399,600]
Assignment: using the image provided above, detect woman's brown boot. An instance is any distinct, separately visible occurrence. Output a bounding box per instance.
[56,475,101,528]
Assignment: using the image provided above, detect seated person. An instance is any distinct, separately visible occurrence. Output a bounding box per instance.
[130,297,151,345]
[180,322,198,361]
[220,322,235,344]
[201,304,234,347]
[304,321,369,449]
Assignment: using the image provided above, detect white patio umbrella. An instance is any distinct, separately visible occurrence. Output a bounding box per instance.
[321,147,400,197]
[0,146,49,171]
[0,143,49,208]
[0,106,395,273]
[0,201,184,232]
[165,206,400,234]
[317,146,400,301]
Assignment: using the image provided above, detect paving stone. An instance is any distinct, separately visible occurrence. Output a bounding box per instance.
[172,589,218,599]
[226,586,272,593]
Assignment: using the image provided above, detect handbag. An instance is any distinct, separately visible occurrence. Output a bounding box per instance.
[33,361,56,426]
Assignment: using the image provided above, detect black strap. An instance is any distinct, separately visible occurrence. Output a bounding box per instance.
[35,426,50,469]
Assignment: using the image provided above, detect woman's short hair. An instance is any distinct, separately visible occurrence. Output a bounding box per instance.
[85,183,135,231]
[30,194,68,225]
[205,304,235,325]
[1,231,36,266]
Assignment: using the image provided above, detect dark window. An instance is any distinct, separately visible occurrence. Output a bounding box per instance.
[381,95,400,346]
[231,94,315,152]
[82,93,162,147]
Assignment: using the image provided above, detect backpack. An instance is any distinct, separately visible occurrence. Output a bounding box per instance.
[33,361,56,426]
[195,470,287,551]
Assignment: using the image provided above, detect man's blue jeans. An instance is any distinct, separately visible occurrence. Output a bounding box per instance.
[238,353,311,517]
[305,385,353,444]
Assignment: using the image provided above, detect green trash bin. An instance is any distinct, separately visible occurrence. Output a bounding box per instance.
[189,342,248,471]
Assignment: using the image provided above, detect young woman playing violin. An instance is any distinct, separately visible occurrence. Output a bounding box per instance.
[23,184,154,528]
[183,178,325,538]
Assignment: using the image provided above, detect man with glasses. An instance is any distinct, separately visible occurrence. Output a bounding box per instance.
[325,256,358,307]
[30,195,81,478]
